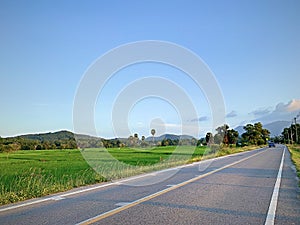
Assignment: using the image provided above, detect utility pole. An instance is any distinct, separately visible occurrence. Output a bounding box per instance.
[295,117,298,144]
[290,121,293,144]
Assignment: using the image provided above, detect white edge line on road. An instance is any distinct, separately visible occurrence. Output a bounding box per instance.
[77,149,267,225]
[0,198,50,213]
[50,196,65,201]
[0,182,117,213]
[0,147,266,213]
[115,202,131,207]
[264,146,285,225]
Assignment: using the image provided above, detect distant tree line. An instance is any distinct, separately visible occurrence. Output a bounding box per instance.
[117,122,270,148]
[0,136,78,153]
[0,123,272,153]
[105,133,199,148]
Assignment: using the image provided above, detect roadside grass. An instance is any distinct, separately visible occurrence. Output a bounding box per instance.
[189,145,260,162]
[287,144,300,185]
[1,145,260,205]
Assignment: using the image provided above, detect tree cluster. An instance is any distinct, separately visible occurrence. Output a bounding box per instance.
[241,122,270,145]
[205,122,270,147]
[0,131,80,153]
[278,123,300,144]
[0,137,78,152]
[205,124,239,146]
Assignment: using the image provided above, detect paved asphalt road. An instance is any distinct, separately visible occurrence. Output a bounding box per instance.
[0,145,299,225]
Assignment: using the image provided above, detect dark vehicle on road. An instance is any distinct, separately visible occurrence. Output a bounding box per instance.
[268,141,275,147]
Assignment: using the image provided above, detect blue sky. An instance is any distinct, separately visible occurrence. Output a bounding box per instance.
[1,0,300,138]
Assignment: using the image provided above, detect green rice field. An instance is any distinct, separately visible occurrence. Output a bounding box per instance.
[0,145,255,205]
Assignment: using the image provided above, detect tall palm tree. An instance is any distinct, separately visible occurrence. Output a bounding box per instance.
[133,133,139,146]
[151,129,156,145]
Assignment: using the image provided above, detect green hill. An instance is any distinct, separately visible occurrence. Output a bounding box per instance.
[19,130,76,142]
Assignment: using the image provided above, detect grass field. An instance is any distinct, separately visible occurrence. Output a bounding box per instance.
[288,145,300,185]
[0,150,102,205]
[0,145,258,205]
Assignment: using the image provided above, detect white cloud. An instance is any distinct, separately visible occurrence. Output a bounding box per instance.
[226,111,237,118]
[250,108,271,116]
[274,99,300,113]
[251,99,300,124]
[286,99,300,112]
[137,122,144,127]
[190,116,209,122]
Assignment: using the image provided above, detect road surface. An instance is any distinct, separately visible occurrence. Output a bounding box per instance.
[0,145,299,224]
